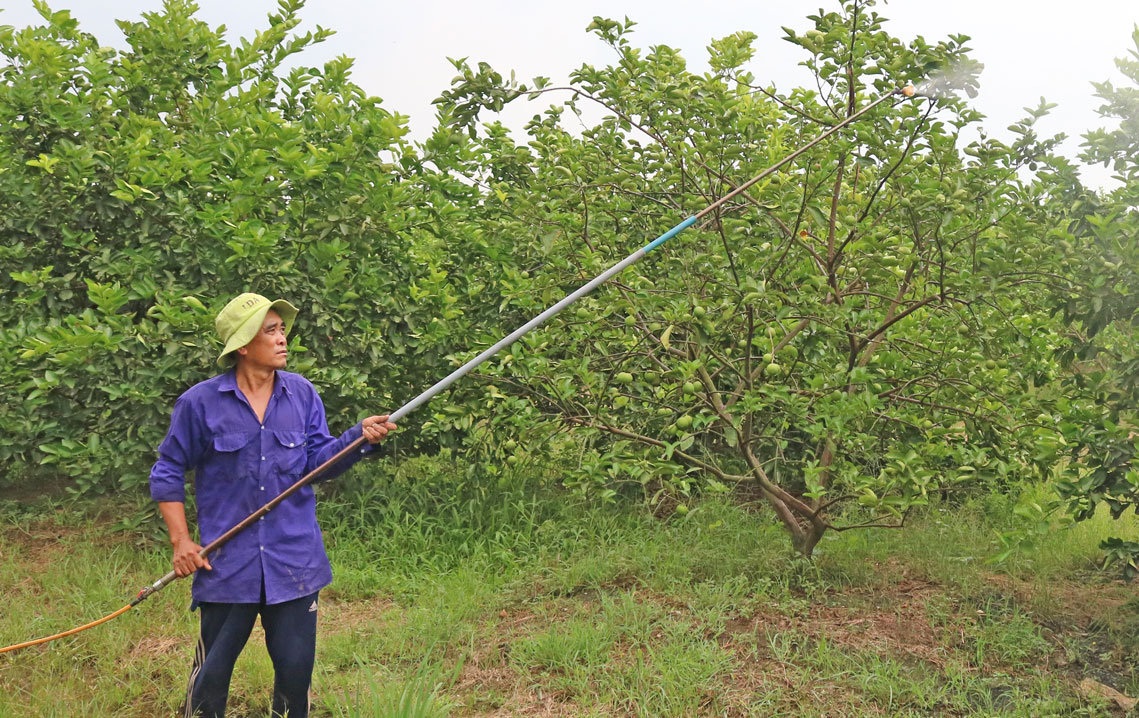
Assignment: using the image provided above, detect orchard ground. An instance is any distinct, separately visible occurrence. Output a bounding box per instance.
[2,460,1138,717]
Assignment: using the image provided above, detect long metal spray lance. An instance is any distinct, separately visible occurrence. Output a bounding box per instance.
[0,84,914,656]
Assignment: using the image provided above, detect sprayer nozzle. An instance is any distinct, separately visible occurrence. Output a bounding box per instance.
[901,85,916,98]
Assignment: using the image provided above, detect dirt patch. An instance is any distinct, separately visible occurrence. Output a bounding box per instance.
[479,692,582,718]
[703,581,955,716]
[0,510,130,571]
[453,662,516,716]
[0,519,93,568]
[725,579,948,667]
[320,595,396,634]
[129,635,183,659]
[981,571,1134,630]
[0,475,74,506]
[454,643,584,718]
[973,571,1139,695]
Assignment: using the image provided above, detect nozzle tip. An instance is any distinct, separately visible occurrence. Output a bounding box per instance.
[901,85,916,97]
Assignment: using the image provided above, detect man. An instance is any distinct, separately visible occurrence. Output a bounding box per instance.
[149,292,396,718]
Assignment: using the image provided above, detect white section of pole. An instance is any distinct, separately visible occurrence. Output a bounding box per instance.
[390,247,648,423]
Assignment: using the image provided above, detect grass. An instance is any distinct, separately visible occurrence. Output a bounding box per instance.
[324,660,460,718]
[1,462,1138,716]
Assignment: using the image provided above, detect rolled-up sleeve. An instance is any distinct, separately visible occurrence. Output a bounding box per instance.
[303,389,374,482]
[150,395,204,502]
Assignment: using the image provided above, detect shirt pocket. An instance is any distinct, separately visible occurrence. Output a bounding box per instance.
[272,430,307,477]
[210,432,256,480]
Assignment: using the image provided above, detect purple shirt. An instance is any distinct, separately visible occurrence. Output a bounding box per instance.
[149,369,373,605]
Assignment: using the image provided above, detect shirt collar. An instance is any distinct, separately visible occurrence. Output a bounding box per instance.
[217,369,239,394]
[217,369,291,397]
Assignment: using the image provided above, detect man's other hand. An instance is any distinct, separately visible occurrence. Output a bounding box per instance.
[172,538,212,577]
[362,415,397,444]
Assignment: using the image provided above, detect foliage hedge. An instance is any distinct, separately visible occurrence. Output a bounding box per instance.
[0,0,471,494]
[2,0,1137,559]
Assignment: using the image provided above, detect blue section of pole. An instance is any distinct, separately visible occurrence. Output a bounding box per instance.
[642,215,699,253]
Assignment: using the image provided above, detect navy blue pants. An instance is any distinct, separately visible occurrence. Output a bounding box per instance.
[184,591,319,718]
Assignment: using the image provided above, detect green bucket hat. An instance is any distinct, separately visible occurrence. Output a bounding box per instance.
[215,292,299,367]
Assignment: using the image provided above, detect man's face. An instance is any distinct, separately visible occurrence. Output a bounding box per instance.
[236,309,288,370]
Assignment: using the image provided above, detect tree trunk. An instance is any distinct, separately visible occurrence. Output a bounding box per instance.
[791,521,826,558]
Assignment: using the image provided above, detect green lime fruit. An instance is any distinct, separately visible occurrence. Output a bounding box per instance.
[764,362,783,378]
[615,372,634,385]
[675,503,689,515]
[676,415,693,430]
[504,439,518,451]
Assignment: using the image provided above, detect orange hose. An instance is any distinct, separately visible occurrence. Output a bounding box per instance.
[0,604,132,655]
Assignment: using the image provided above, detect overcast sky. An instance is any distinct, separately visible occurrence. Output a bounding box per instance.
[3,0,1137,187]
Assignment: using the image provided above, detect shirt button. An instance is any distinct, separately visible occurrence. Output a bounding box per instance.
[260,425,265,431]
[259,545,264,551]
[260,486,265,491]
[259,516,264,521]
[261,456,266,461]
[289,442,294,447]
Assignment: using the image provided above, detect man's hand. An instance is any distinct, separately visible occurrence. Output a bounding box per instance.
[362,414,397,444]
[158,501,212,578]
[172,537,212,578]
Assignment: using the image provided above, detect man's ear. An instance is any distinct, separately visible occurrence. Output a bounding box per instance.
[237,346,248,356]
